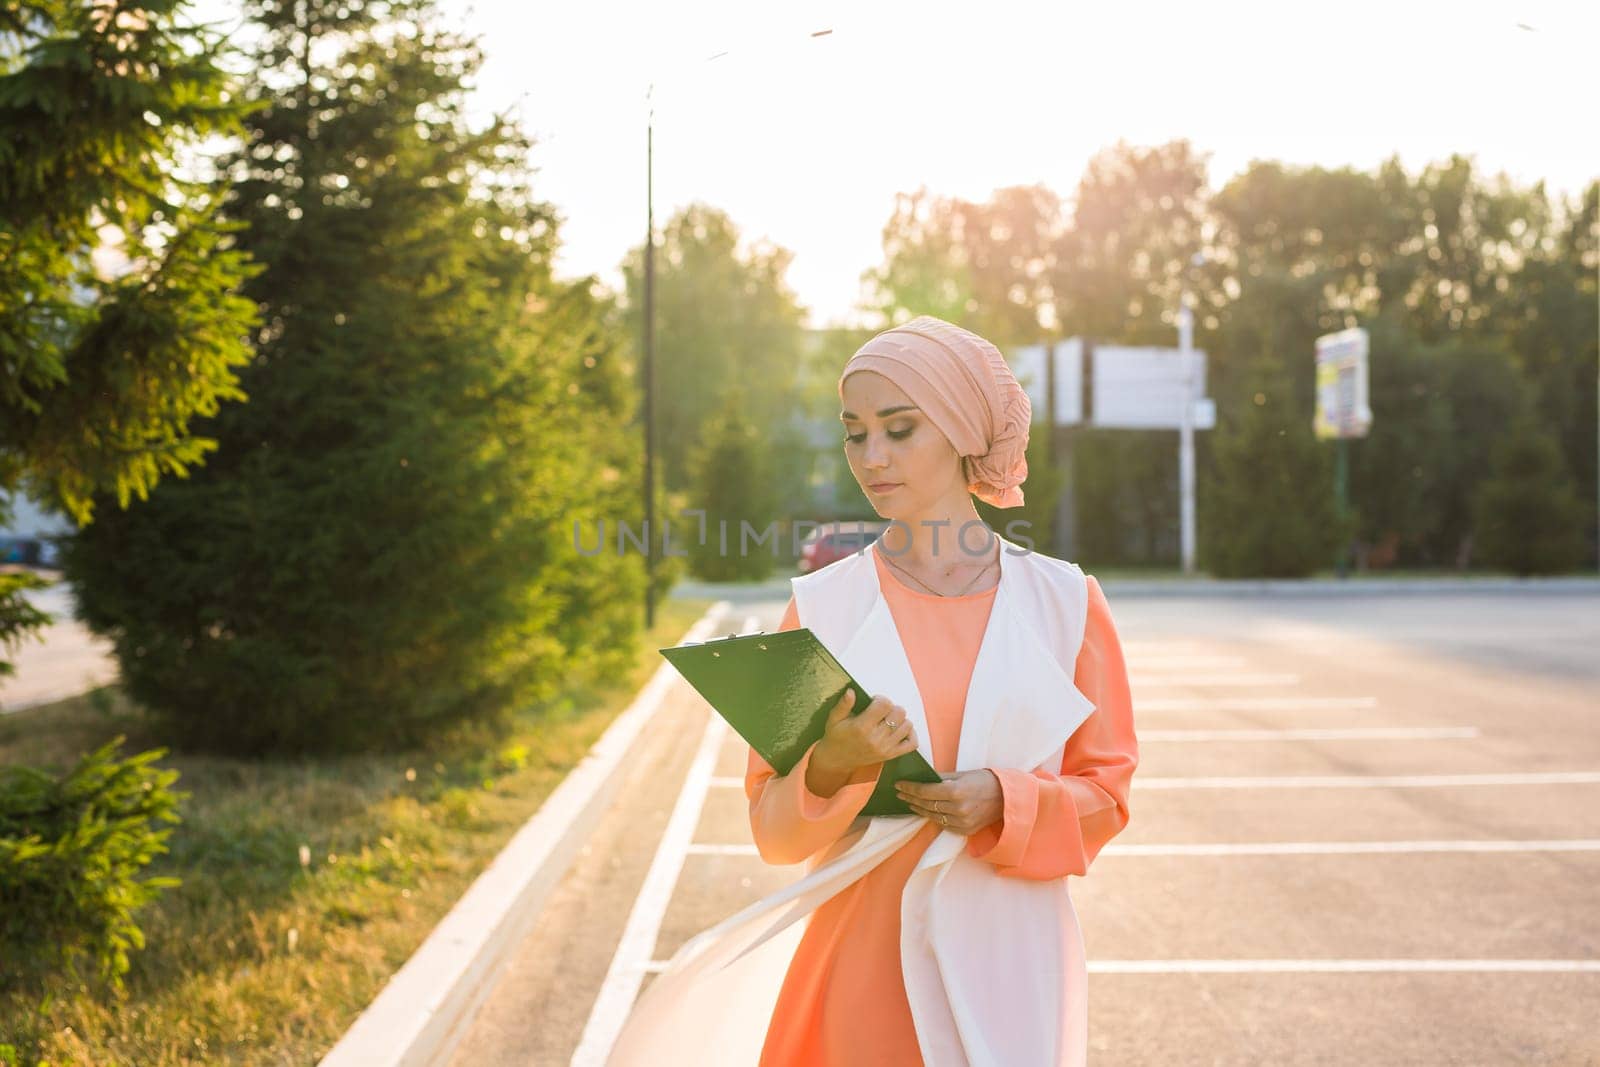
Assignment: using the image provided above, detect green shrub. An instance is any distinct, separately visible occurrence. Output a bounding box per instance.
[1472,413,1589,575]
[1202,358,1353,578]
[0,736,187,993]
[684,384,784,582]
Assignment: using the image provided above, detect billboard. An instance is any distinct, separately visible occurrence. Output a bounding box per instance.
[1313,327,1373,440]
[1009,338,1082,427]
[1091,344,1212,430]
[1007,340,1211,430]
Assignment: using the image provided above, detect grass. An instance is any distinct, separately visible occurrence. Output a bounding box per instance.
[0,597,714,1066]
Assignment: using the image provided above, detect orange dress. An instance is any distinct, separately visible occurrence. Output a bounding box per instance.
[744,550,1138,1066]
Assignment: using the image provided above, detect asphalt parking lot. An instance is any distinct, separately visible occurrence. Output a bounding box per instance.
[451,588,1600,1066]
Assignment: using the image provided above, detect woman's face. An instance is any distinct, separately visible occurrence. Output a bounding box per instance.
[839,371,965,516]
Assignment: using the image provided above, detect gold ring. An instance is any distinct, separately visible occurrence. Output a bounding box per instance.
[940,813,948,826]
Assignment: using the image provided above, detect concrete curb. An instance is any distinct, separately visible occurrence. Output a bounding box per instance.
[316,600,733,1067]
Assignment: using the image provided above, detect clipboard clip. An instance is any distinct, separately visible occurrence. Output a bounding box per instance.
[672,630,769,651]
[711,631,772,655]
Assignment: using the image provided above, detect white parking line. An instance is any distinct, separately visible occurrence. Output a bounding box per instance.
[1088,959,1600,974]
[686,842,760,855]
[1136,771,1600,789]
[706,729,1466,771]
[570,616,760,1067]
[1133,673,1302,687]
[1126,655,1248,671]
[629,957,1600,978]
[1121,641,1216,654]
[317,600,733,1067]
[570,716,726,1066]
[1139,726,1479,742]
[686,838,1600,858]
[1140,696,1379,711]
[633,957,1600,978]
[1102,838,1600,856]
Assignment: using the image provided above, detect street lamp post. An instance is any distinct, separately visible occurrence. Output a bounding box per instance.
[1177,252,1205,576]
[641,29,833,627]
[644,95,655,626]
[1177,300,1196,575]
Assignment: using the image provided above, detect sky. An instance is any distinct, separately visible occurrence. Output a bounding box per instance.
[199,0,1599,330]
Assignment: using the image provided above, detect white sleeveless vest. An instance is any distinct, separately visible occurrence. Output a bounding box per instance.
[607,533,1098,1067]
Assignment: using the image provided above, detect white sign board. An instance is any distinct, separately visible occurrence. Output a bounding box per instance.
[1313,327,1372,440]
[1008,338,1082,426]
[1092,344,1213,430]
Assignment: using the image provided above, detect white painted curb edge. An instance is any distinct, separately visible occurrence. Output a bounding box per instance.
[317,600,734,1067]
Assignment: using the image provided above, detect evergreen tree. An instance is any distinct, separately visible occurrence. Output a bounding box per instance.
[0,0,260,677]
[1472,411,1587,575]
[1347,311,1529,568]
[1201,356,1352,577]
[57,0,641,754]
[683,384,782,581]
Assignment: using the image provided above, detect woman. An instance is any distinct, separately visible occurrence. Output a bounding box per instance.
[609,315,1138,1067]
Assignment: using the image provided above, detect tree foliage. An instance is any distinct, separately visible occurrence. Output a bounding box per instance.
[618,203,813,510]
[0,735,186,993]
[860,141,1597,574]
[1201,357,1352,577]
[1472,410,1588,575]
[0,0,262,676]
[57,0,642,754]
[682,384,783,580]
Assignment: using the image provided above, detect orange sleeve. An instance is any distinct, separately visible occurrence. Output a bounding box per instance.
[964,575,1138,879]
[744,594,885,866]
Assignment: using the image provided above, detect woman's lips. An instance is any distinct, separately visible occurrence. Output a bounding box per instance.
[868,482,901,492]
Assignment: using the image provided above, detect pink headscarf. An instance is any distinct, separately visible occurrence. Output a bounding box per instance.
[838,315,1032,508]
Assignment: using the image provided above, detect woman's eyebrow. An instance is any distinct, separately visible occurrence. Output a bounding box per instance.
[839,404,921,421]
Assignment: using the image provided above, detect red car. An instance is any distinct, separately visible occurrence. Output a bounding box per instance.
[798,522,888,573]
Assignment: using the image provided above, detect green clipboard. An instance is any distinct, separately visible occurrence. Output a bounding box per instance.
[659,627,940,817]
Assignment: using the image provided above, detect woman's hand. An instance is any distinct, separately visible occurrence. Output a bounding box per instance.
[812,689,920,777]
[895,770,1004,835]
